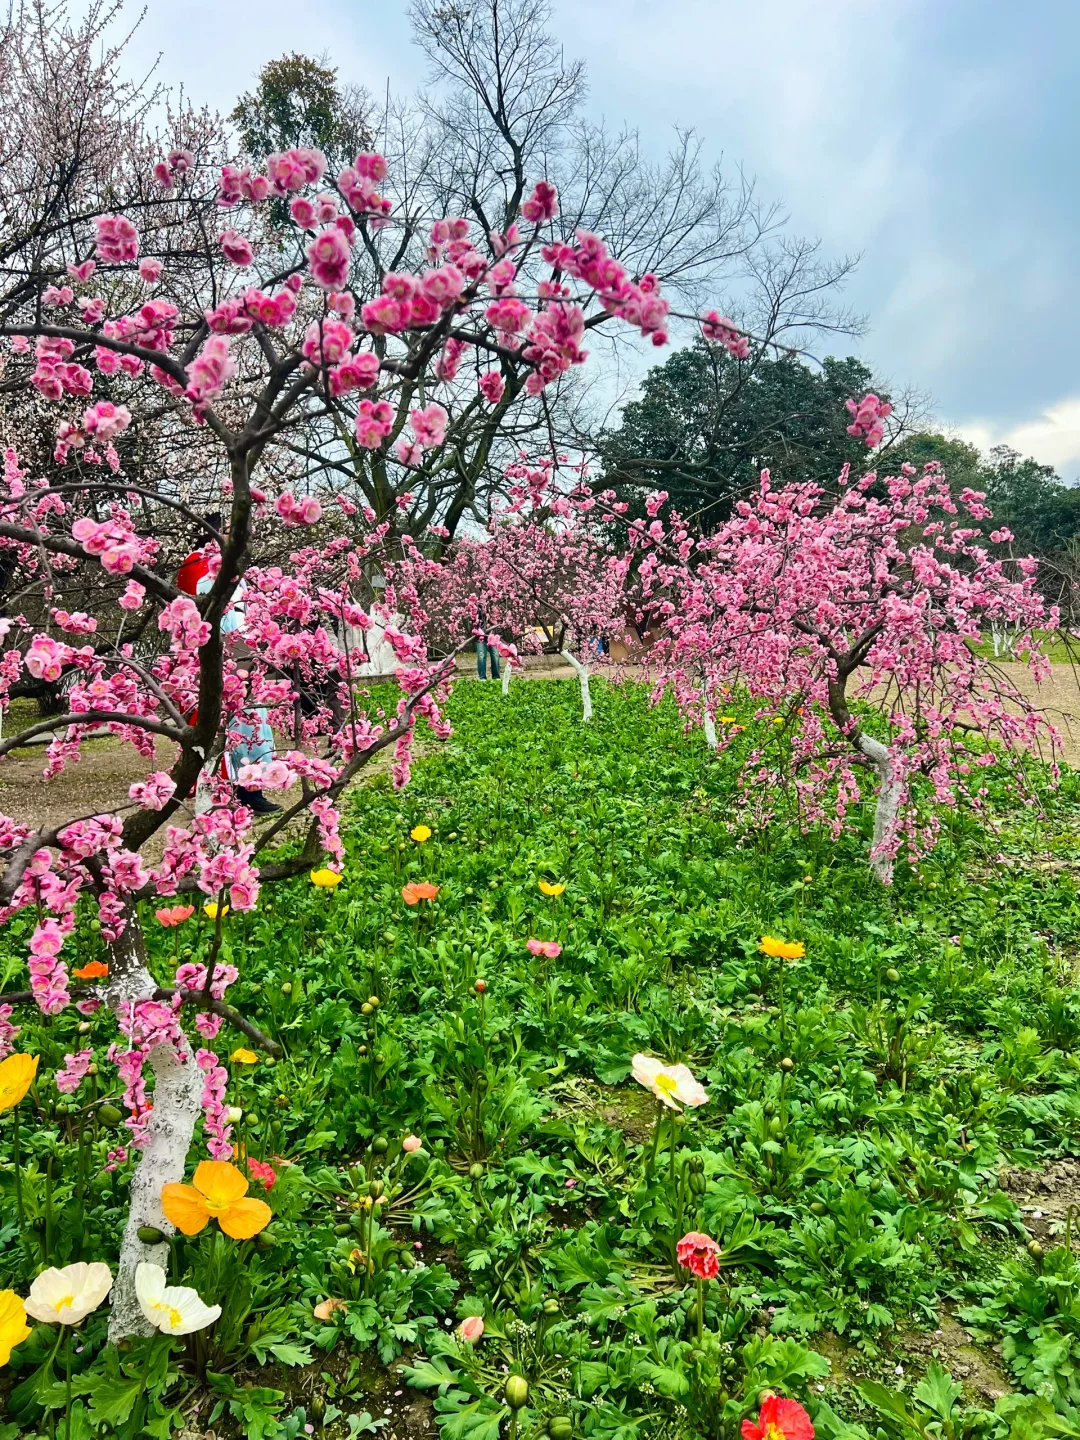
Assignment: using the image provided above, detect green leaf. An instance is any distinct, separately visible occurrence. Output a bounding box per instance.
[913,1362,963,1420]
[86,1376,143,1427]
[432,1393,506,1440]
[402,1355,462,1392]
[269,1342,314,1368]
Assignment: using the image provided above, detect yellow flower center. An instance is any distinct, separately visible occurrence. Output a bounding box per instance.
[150,1299,184,1329]
[203,1197,230,1216]
[655,1073,678,1095]
[56,1295,75,1312]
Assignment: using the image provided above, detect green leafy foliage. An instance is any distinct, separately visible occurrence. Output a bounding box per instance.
[4,679,1080,1438]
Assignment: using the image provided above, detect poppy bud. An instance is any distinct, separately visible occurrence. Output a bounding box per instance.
[226,1106,243,1124]
[359,1045,368,1055]
[257,1226,279,1249]
[98,1104,123,1126]
[549,1420,572,1440]
[543,1298,560,1315]
[505,1377,529,1410]
[469,1162,484,1179]
[476,1073,489,1091]
[1028,1240,1044,1260]
[311,1395,326,1422]
[780,1057,794,1072]
[374,1054,385,1065]
[281,982,292,994]
[885,967,900,983]
[383,930,396,943]
[689,1172,707,1195]
[78,1022,91,1034]
[369,1179,385,1198]
[810,1201,826,1215]
[474,979,487,993]
[138,1226,166,1244]
[368,996,379,1008]
[372,1136,389,1154]
[361,1003,374,1015]
[87,1062,99,1075]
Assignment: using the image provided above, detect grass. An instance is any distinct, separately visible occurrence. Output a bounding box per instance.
[4,677,1080,1439]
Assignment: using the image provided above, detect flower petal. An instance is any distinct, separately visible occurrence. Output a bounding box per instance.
[160,1183,211,1235]
[218,1197,272,1239]
[0,1290,31,1365]
[193,1160,249,1207]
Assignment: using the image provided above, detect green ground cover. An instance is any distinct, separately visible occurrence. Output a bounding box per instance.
[4,679,1080,1440]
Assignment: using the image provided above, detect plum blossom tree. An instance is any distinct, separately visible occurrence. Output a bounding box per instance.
[386,457,629,721]
[625,456,1059,882]
[0,61,689,1328]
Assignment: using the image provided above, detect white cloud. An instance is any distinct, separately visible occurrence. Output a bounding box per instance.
[956,396,1080,479]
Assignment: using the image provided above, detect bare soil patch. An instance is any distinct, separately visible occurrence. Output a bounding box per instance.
[1000,1157,1080,1246]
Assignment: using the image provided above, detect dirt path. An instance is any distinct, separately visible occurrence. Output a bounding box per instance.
[3,662,1080,837]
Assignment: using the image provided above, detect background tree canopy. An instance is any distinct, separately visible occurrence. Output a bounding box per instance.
[230,53,373,170]
[596,343,892,527]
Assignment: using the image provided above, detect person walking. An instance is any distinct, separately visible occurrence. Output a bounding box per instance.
[476,635,501,682]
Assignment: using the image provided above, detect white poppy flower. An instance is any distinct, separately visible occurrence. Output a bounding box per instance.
[25,1263,113,1325]
[135,1263,221,1336]
[631,1053,708,1111]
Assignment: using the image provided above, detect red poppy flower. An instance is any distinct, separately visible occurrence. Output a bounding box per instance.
[741,1396,814,1440]
[676,1231,722,1280]
[402,882,439,905]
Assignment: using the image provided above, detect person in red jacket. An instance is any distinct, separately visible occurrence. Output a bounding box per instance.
[177,517,280,815]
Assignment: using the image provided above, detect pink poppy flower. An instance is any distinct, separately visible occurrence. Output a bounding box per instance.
[526,939,562,958]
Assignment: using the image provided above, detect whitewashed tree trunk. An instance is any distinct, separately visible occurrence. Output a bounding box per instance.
[701,676,717,748]
[105,914,203,1340]
[857,734,903,885]
[560,650,592,723]
[501,660,512,696]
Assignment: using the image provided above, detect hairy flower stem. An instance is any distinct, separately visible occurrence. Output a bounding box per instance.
[64,1332,74,1440]
[645,1104,664,1180]
[12,1105,26,1247]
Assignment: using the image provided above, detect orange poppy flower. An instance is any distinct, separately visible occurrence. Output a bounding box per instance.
[72,960,109,980]
[160,1160,272,1240]
[401,881,439,905]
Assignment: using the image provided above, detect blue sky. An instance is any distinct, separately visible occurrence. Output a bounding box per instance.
[116,0,1080,475]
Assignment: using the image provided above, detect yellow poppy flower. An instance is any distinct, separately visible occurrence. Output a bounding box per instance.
[410,825,432,843]
[538,880,565,897]
[161,1160,271,1240]
[203,901,230,920]
[719,716,738,724]
[0,1291,31,1365]
[309,869,343,888]
[758,936,805,961]
[0,1054,38,1113]
[772,716,784,726]
[230,1048,258,1065]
